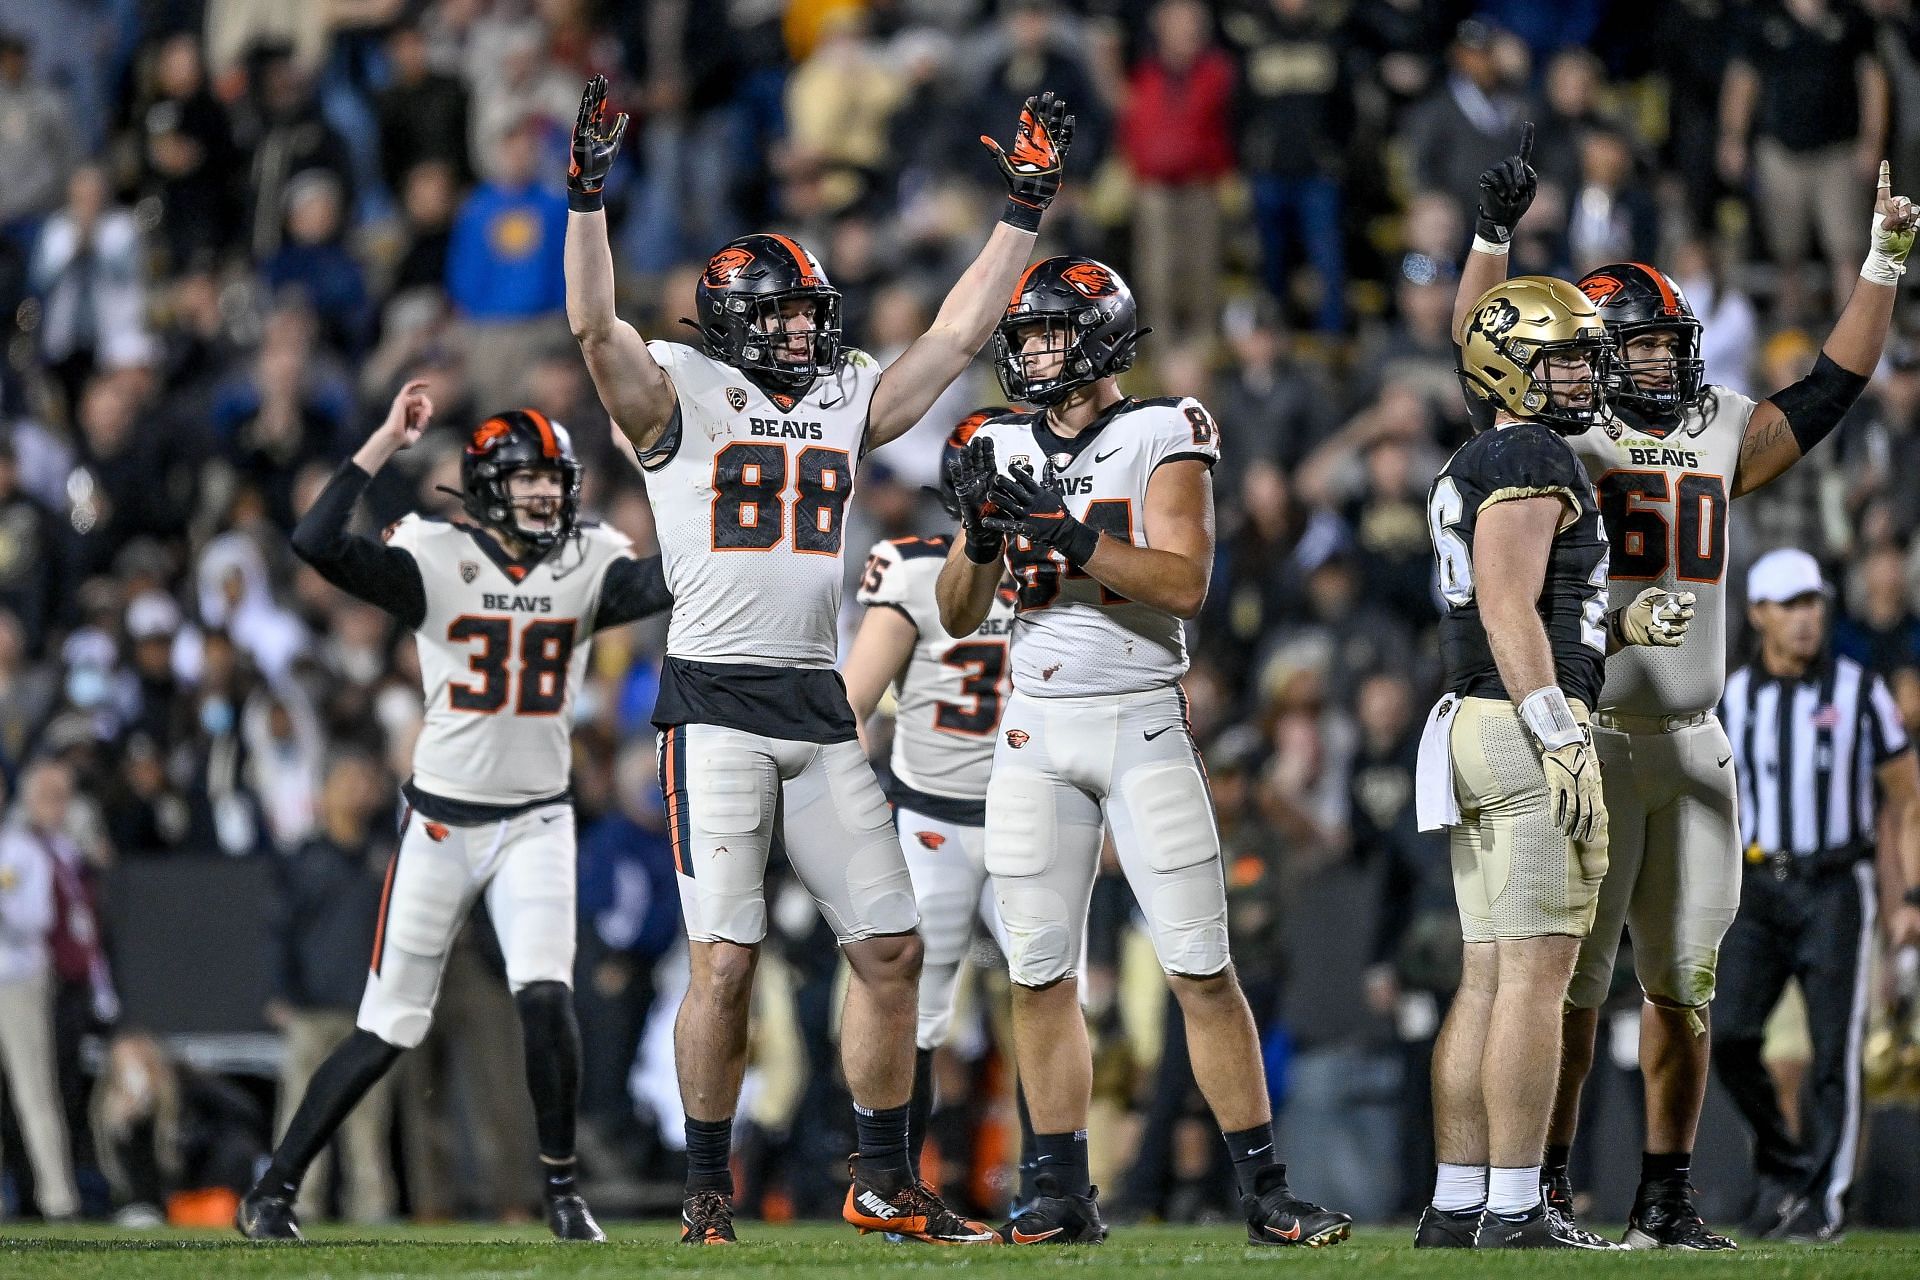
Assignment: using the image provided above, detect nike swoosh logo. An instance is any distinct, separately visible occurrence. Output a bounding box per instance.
[541,812,566,823]
[1143,726,1175,741]
[1011,1226,1064,1243]
[1264,1222,1302,1240]
[1094,449,1121,463]
[1717,755,1732,769]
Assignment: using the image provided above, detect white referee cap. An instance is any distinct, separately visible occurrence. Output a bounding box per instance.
[1747,547,1829,604]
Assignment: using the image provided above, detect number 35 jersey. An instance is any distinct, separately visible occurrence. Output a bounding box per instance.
[386,515,639,808]
[1430,421,1608,711]
[1565,385,1753,718]
[972,396,1221,699]
[856,534,1017,815]
[636,340,882,668]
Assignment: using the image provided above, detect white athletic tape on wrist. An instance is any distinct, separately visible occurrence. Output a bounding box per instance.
[1862,211,1912,286]
[1471,234,1512,258]
[1519,686,1583,751]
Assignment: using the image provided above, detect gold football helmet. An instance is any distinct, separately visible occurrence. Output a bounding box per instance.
[1460,275,1613,434]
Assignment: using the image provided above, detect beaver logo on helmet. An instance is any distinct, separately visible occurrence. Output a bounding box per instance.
[704,246,755,287]
[1061,262,1117,298]
[1578,274,1625,307]
[469,416,513,453]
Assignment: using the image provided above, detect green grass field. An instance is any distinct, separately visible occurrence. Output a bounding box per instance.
[5,1223,1920,1279]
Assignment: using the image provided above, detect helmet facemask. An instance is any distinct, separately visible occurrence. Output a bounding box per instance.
[993,311,1132,407]
[472,459,581,552]
[1521,335,1614,434]
[718,289,842,392]
[1607,320,1706,421]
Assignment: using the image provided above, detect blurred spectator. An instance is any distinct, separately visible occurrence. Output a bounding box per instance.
[1403,20,1536,216]
[1230,0,1352,333]
[0,32,76,241]
[0,760,83,1219]
[1719,0,1886,320]
[1528,48,1604,201]
[1670,237,1762,397]
[376,21,473,195]
[466,21,576,185]
[446,116,568,411]
[1836,542,1920,674]
[134,33,240,273]
[1343,0,1448,124]
[235,45,354,261]
[1210,298,1331,469]
[1565,125,1657,275]
[784,10,906,216]
[389,161,460,301]
[30,166,153,418]
[195,533,306,686]
[0,434,62,656]
[91,1029,266,1228]
[0,611,58,769]
[264,750,394,1225]
[205,0,330,84]
[262,173,370,358]
[965,0,1106,171]
[1120,0,1236,346]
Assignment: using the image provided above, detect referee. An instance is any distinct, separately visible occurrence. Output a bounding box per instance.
[1715,548,1920,1242]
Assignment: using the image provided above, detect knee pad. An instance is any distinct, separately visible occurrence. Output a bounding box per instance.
[357,955,442,1049]
[1639,947,1721,1012]
[997,880,1077,987]
[916,958,963,1051]
[985,770,1056,878]
[833,828,920,942]
[912,877,981,968]
[1118,762,1216,873]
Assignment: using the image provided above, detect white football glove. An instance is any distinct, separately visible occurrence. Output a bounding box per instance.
[1609,587,1696,648]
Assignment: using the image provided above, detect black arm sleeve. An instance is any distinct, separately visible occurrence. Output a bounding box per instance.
[289,462,428,629]
[591,555,672,630]
[1770,352,1870,455]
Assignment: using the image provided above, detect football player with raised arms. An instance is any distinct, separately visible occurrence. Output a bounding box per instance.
[563,75,1072,1245]
[1413,277,1695,1250]
[842,409,1024,1193]
[236,381,672,1242]
[935,255,1351,1247]
[1455,127,1919,1247]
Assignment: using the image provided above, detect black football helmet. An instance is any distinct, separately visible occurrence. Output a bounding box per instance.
[933,406,1005,517]
[992,255,1145,407]
[693,233,843,395]
[460,409,581,552]
[1575,262,1706,422]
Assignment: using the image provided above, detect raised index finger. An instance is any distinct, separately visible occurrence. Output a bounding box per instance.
[1518,121,1535,165]
[1881,159,1893,193]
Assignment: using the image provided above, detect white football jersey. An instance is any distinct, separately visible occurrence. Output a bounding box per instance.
[386,516,637,806]
[1565,384,1756,717]
[635,341,883,667]
[856,534,1017,804]
[974,397,1222,698]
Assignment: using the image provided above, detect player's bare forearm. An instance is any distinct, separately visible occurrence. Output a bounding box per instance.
[937,538,1002,637]
[844,607,917,725]
[1474,497,1562,702]
[565,209,674,448]
[1879,753,1920,898]
[868,222,1036,448]
[1078,461,1215,618]
[1453,245,1512,346]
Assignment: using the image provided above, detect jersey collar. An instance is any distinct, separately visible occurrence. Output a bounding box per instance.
[1033,396,1134,465]
[461,523,553,583]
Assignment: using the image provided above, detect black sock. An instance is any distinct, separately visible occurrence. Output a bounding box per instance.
[515,982,581,1166]
[685,1116,734,1195]
[1222,1122,1279,1199]
[854,1101,912,1182]
[1640,1150,1691,1188]
[907,1048,936,1175]
[1014,1084,1040,1205]
[261,1029,402,1197]
[1544,1143,1572,1181]
[542,1156,579,1200]
[1033,1130,1091,1197]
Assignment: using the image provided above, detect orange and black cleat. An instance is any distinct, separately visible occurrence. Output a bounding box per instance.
[842,1154,1000,1244]
[679,1190,736,1244]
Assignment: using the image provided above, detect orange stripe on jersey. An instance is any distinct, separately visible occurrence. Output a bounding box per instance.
[765,233,820,286]
[526,407,560,458]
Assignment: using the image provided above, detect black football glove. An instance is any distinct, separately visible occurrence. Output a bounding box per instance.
[982,460,1099,568]
[947,436,1004,563]
[1474,121,1536,246]
[981,92,1074,232]
[568,75,629,212]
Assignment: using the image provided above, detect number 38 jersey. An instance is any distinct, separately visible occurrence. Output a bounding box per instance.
[856,534,1017,817]
[972,396,1221,699]
[386,515,639,808]
[1430,421,1608,710]
[1564,386,1754,718]
[636,340,882,668]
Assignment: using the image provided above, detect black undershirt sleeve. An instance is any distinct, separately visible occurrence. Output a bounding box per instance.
[591,554,672,630]
[290,462,428,629]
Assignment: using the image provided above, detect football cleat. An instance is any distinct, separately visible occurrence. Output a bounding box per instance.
[1542,1167,1576,1219]
[1241,1165,1351,1247]
[1478,1200,1620,1249]
[234,1188,302,1241]
[1413,1204,1482,1248]
[679,1190,737,1244]
[1624,1182,1735,1250]
[1003,1172,1107,1244]
[1744,1177,1807,1239]
[843,1154,1000,1244]
[545,1191,606,1242]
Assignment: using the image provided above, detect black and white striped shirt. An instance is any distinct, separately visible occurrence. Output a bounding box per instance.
[1721,655,1911,859]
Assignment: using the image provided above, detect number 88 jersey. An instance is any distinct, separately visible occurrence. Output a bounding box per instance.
[635,340,883,667]
[1564,386,1753,718]
[1429,421,1608,711]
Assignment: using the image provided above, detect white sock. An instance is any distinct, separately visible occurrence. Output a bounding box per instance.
[1432,1164,1485,1212]
[1488,1165,1542,1216]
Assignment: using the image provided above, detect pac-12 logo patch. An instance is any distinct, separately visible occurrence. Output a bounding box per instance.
[916,831,946,850]
[460,560,479,583]
[1005,728,1030,749]
[726,386,749,412]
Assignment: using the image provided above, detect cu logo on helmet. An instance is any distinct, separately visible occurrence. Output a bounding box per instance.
[1060,262,1116,298]
[1476,299,1521,339]
[705,247,755,286]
